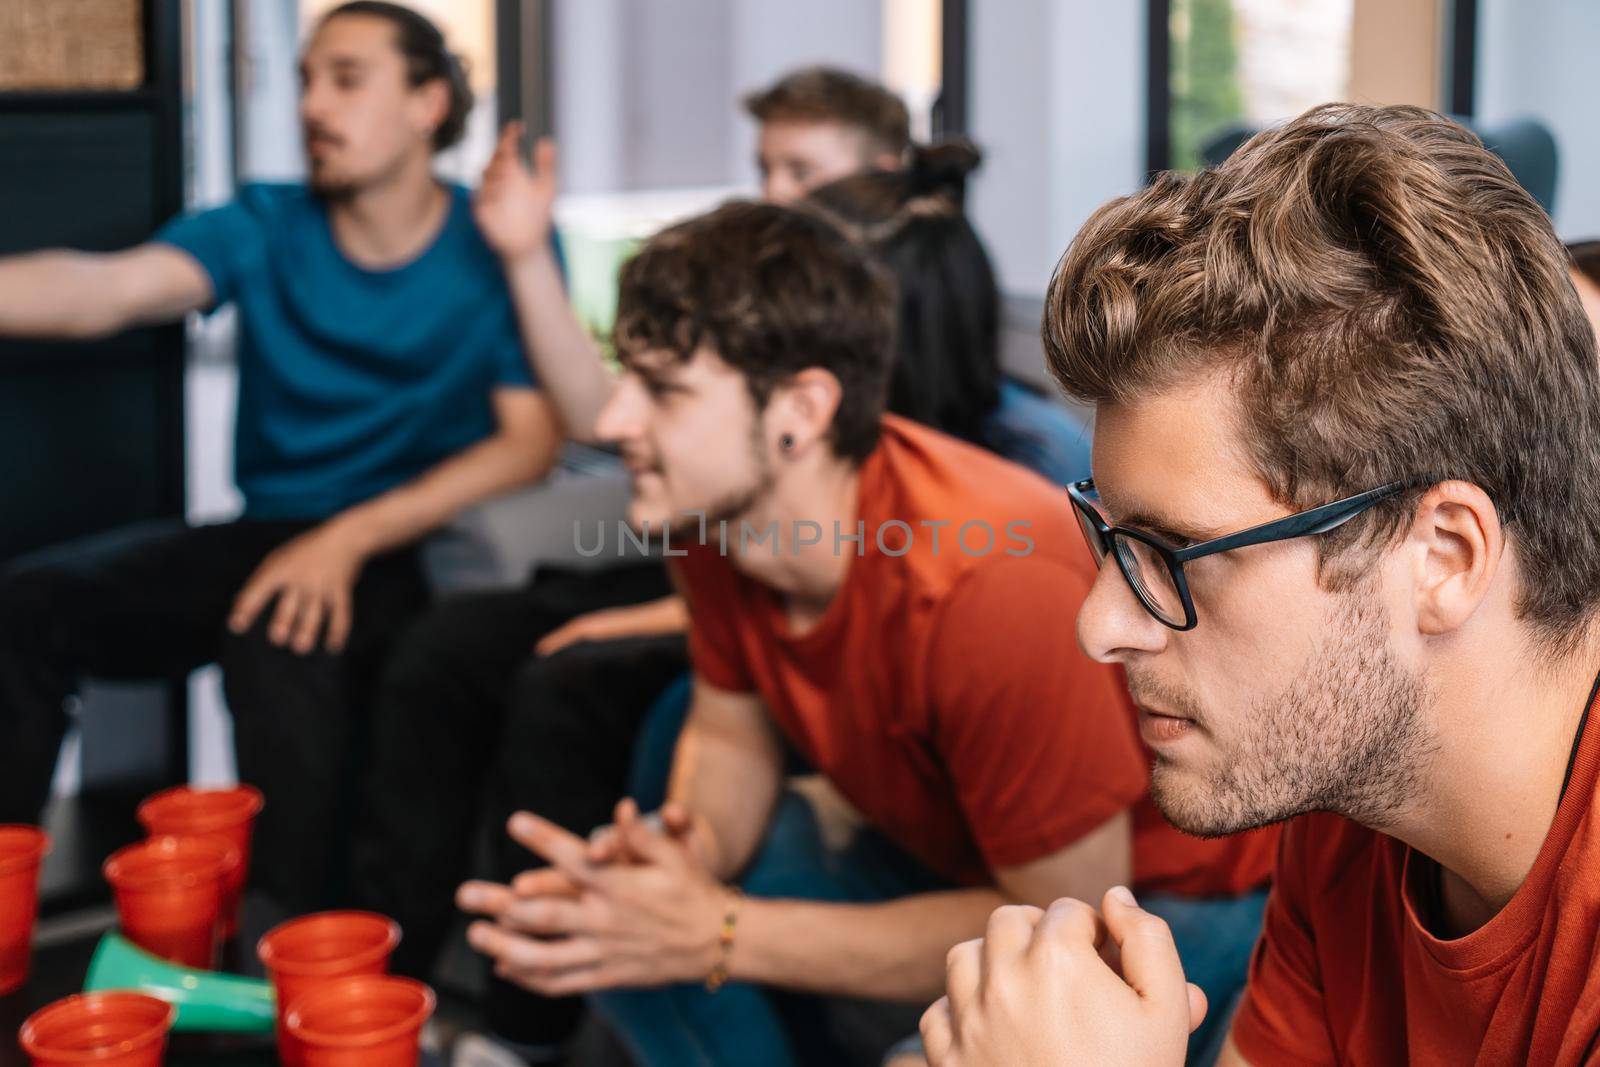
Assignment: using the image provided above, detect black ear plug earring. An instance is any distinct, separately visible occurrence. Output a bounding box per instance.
[779,433,795,452]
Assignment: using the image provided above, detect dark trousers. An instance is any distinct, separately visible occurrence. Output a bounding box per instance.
[348,562,686,1045]
[0,518,428,910]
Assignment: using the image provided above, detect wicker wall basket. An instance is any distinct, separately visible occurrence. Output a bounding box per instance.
[0,0,145,91]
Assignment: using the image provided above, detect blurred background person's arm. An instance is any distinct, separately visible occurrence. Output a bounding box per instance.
[476,123,616,443]
[0,244,210,340]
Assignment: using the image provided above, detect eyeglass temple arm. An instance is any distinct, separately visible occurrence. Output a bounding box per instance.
[1173,483,1404,562]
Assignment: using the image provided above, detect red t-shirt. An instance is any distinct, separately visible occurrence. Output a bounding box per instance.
[675,416,1275,894]
[1134,804,1278,900]
[1232,685,1600,1064]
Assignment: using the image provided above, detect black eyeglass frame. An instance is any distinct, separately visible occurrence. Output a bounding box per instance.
[1067,477,1411,631]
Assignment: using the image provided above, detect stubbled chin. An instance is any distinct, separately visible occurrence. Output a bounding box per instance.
[1149,756,1257,839]
[1148,770,1216,836]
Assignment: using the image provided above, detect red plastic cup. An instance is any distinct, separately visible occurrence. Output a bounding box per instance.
[258,911,402,1067]
[19,991,175,1067]
[102,835,236,970]
[135,784,263,940]
[0,825,50,996]
[286,975,434,1067]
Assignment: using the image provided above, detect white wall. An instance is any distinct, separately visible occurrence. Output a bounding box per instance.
[237,0,306,181]
[552,0,628,194]
[552,0,882,195]
[623,0,736,190]
[726,0,882,188]
[1477,0,1600,239]
[968,0,1147,297]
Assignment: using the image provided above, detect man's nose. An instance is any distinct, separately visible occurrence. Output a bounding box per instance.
[594,377,646,444]
[1077,556,1171,663]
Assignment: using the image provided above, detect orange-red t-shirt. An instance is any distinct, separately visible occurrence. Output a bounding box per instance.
[674,415,1274,895]
[1232,685,1600,1064]
[1134,803,1278,900]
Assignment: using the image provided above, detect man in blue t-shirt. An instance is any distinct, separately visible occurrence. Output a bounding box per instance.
[0,1,561,911]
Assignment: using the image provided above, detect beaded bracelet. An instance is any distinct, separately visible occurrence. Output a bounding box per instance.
[704,887,744,993]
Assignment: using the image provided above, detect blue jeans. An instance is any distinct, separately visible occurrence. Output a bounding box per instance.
[1142,889,1268,1066]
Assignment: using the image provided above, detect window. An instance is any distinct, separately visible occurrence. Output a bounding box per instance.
[518,0,956,340]
[1150,0,1477,173]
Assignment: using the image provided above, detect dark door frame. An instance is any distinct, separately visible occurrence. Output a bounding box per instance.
[496,0,554,136]
[934,0,969,137]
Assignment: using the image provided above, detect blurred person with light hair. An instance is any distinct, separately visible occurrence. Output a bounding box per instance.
[742,65,912,204]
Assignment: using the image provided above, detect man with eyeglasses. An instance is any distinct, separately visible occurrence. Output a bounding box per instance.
[921,104,1600,1066]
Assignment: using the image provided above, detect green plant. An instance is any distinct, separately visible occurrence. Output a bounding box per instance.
[1170,0,1244,171]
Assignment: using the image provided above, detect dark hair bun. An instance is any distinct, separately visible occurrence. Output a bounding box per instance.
[907,139,983,197]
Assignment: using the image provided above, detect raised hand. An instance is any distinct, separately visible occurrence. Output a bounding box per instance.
[472,121,559,262]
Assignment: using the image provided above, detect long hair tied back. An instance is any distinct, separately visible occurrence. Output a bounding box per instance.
[809,138,983,244]
[801,138,1002,445]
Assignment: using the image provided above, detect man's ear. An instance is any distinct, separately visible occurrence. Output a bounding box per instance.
[412,77,451,143]
[1408,480,1504,636]
[871,151,904,173]
[769,368,843,456]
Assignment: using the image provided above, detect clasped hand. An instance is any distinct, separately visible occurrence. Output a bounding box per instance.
[920,887,1207,1067]
[458,799,731,995]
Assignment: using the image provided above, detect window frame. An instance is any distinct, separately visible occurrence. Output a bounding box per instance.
[1144,0,1479,177]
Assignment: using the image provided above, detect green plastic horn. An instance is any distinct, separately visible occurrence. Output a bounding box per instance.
[83,933,276,1033]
